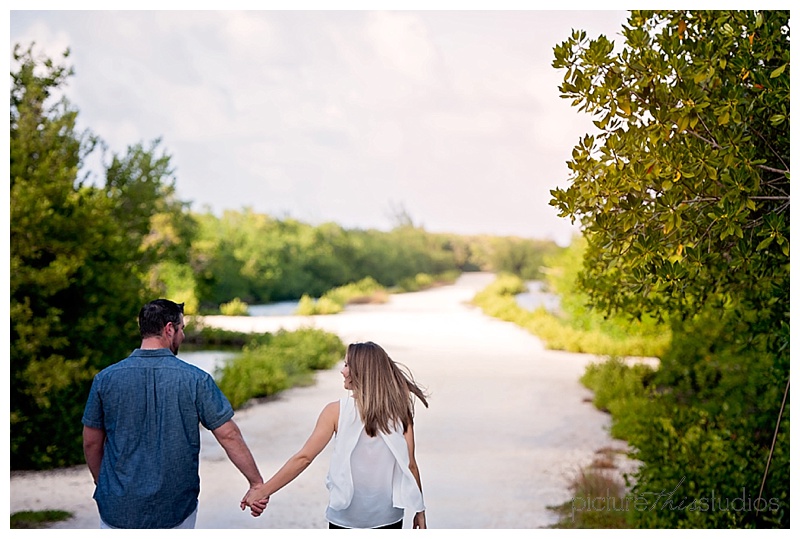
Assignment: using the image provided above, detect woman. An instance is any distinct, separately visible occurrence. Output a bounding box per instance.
[242,341,429,529]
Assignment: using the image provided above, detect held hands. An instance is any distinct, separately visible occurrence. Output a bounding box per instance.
[241,484,270,517]
[245,497,269,517]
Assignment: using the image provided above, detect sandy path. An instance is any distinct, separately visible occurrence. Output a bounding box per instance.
[9,272,623,529]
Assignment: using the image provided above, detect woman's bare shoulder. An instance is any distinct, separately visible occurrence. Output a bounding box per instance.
[320,400,340,432]
[323,400,340,413]
[321,400,340,420]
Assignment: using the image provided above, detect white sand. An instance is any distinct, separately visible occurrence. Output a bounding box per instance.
[9,272,628,529]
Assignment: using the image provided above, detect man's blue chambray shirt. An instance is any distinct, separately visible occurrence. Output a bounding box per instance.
[82,348,234,528]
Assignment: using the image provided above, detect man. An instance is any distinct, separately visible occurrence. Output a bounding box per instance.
[82,299,266,528]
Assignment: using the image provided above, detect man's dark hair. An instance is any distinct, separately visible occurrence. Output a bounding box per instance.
[138,299,185,338]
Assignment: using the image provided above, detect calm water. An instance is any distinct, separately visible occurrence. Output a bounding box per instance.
[180,284,555,375]
[247,286,555,315]
[247,300,301,316]
[514,281,560,313]
[180,300,300,376]
[179,349,238,377]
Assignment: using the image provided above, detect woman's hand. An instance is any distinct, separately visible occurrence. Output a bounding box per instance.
[238,402,338,519]
[413,510,427,529]
[241,485,270,517]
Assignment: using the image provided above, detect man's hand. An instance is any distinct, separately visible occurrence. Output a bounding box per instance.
[246,497,269,517]
[241,486,269,517]
[413,511,427,529]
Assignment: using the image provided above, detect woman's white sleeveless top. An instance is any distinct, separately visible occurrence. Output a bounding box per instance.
[325,397,425,528]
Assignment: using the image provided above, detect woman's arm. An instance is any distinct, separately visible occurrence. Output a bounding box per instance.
[241,401,338,511]
[404,423,427,529]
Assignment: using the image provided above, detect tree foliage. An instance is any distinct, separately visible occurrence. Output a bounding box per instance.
[551,11,789,527]
[187,208,555,309]
[10,45,183,468]
[551,10,788,323]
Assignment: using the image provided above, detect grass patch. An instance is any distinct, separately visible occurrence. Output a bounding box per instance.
[296,271,460,315]
[219,297,249,316]
[11,510,72,529]
[182,323,347,410]
[296,277,387,315]
[547,449,634,529]
[394,270,460,292]
[183,319,252,347]
[471,274,670,358]
[216,327,346,409]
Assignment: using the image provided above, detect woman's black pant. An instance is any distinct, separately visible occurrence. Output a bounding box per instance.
[329,519,403,529]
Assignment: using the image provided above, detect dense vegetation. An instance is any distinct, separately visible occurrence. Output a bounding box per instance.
[179,210,560,313]
[10,45,192,470]
[10,44,560,470]
[550,11,789,528]
[215,327,346,409]
[472,239,670,358]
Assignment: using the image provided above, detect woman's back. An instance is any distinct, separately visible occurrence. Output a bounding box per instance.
[326,426,404,528]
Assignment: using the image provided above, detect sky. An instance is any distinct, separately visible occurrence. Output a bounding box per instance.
[8,4,632,245]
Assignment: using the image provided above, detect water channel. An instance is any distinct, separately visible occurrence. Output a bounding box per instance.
[180,279,559,376]
[181,280,559,375]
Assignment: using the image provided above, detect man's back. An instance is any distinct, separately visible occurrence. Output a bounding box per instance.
[82,348,234,528]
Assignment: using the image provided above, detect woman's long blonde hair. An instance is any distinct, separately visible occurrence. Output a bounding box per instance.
[346,341,429,437]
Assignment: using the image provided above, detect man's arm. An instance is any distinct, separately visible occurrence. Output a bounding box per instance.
[83,425,106,484]
[212,419,264,487]
[212,419,268,517]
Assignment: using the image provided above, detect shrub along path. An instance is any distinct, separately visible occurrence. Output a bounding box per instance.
[10,272,624,529]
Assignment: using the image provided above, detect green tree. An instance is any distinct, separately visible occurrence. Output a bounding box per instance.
[10,44,186,469]
[551,10,788,322]
[106,140,201,311]
[489,236,563,280]
[10,44,135,468]
[106,140,196,264]
[190,209,298,306]
[188,209,472,310]
[550,11,789,527]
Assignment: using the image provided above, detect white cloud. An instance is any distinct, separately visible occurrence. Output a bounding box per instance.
[9,9,631,244]
[365,11,439,84]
